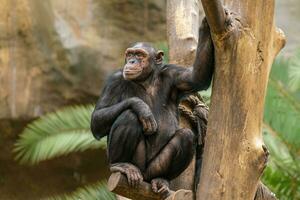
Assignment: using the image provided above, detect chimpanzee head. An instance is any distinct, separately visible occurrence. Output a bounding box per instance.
[123,42,164,81]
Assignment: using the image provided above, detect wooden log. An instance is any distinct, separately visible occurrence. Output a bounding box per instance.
[108,172,193,200]
[108,172,164,200]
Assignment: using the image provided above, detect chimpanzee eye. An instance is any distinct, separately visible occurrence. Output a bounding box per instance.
[137,52,144,58]
[127,53,134,58]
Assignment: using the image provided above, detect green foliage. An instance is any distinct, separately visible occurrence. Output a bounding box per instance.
[262,51,300,199]
[14,105,106,165]
[43,181,116,200]
[199,86,212,105]
[289,49,300,93]
[262,131,300,200]
[14,105,114,199]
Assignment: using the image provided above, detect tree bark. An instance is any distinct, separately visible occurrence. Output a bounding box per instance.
[166,0,204,192]
[197,0,285,199]
[108,172,193,200]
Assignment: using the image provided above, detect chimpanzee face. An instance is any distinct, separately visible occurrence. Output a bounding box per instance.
[123,47,151,81]
[123,43,164,81]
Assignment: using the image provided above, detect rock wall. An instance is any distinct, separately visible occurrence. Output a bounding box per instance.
[0,0,166,119]
[0,1,166,199]
[0,0,298,120]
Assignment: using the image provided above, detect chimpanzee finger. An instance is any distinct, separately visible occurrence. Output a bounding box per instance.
[159,186,170,198]
[140,118,148,132]
[134,171,142,184]
[131,173,136,188]
[132,172,139,188]
[146,116,156,133]
[131,172,136,188]
[145,119,152,133]
[202,17,208,25]
[110,166,125,174]
[151,182,158,193]
[127,172,134,187]
[135,172,142,187]
[137,173,143,183]
[158,185,167,193]
[150,117,157,132]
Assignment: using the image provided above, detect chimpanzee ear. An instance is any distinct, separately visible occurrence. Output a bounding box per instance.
[155,50,164,65]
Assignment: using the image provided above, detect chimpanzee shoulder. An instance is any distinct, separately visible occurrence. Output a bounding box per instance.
[95,69,124,109]
[159,64,187,75]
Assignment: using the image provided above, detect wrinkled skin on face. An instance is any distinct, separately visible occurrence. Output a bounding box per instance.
[123,43,164,81]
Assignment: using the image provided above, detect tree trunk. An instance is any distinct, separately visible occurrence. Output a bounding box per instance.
[197,0,285,199]
[166,0,204,192]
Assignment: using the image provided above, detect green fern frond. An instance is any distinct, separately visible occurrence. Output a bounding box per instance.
[14,105,107,165]
[262,52,300,200]
[15,130,106,165]
[263,131,300,200]
[43,181,116,200]
[264,58,300,151]
[289,49,300,92]
[21,105,94,137]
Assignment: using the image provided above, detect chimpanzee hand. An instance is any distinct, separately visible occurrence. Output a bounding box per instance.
[130,97,158,135]
[110,163,143,188]
[151,178,171,198]
[199,17,210,37]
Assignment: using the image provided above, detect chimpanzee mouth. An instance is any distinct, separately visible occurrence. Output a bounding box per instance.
[123,70,142,80]
[124,70,142,75]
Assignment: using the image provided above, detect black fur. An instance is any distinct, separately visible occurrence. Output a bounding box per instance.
[91,18,214,194]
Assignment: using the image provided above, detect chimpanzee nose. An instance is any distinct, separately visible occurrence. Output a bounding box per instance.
[129,59,137,64]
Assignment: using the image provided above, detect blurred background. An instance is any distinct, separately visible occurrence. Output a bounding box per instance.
[0,0,299,199]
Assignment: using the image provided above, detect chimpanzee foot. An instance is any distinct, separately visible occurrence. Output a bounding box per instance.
[110,162,143,188]
[151,178,171,198]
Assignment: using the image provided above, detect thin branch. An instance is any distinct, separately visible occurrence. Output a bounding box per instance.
[272,28,286,57]
[201,0,226,35]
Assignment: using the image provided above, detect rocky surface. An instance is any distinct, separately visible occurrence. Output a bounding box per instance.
[0,0,166,199]
[0,0,166,119]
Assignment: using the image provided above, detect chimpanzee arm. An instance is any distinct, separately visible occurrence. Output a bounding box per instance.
[91,97,157,139]
[91,73,157,139]
[91,99,132,140]
[170,18,214,92]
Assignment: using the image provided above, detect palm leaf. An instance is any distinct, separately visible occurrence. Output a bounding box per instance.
[43,181,116,200]
[289,49,300,93]
[14,105,107,165]
[264,59,300,151]
[262,129,300,200]
[262,53,300,200]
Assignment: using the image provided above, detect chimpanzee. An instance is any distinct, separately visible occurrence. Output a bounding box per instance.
[91,18,214,196]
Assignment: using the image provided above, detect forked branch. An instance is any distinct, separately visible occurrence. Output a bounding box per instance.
[201,0,226,35]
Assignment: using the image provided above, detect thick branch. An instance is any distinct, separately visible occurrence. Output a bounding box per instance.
[108,172,193,200]
[200,0,225,35]
[108,172,161,200]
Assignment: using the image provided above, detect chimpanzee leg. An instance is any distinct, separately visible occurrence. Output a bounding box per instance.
[108,110,146,187]
[144,128,195,194]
